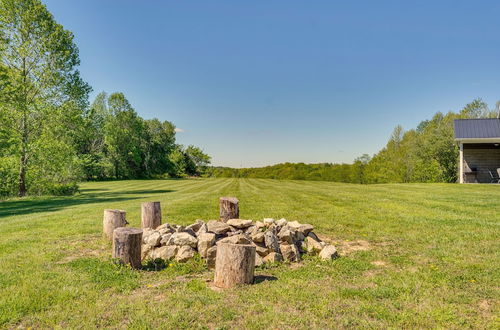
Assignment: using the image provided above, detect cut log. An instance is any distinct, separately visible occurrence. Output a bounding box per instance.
[103,209,128,240]
[214,243,256,288]
[141,201,162,229]
[219,197,239,222]
[112,227,143,269]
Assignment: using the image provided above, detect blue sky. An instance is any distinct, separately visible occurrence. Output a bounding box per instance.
[44,0,500,167]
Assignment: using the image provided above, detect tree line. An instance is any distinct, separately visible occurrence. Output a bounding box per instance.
[212,99,499,183]
[0,0,210,197]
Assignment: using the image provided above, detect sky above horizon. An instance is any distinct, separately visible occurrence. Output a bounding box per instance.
[44,0,500,167]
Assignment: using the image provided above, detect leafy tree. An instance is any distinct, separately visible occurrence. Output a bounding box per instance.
[0,0,90,196]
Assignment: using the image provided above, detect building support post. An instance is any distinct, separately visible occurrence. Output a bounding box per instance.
[459,142,464,184]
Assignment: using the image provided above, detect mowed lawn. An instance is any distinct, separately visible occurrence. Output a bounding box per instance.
[0,178,498,328]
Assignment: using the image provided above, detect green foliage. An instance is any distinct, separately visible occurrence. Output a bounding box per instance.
[213,99,497,184]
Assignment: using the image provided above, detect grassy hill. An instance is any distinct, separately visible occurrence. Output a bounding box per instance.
[0,179,498,328]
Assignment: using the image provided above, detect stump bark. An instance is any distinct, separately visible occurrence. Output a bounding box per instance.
[219,197,239,222]
[112,227,143,269]
[214,243,256,288]
[103,209,128,240]
[141,201,162,229]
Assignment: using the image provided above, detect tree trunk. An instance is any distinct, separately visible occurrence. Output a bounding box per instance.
[103,209,128,240]
[219,197,239,222]
[141,201,162,229]
[112,227,143,269]
[214,243,256,288]
[18,155,27,197]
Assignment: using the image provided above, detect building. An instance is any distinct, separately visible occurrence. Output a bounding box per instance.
[454,118,500,183]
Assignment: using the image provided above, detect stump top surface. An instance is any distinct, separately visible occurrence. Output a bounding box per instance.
[141,201,161,205]
[114,227,142,235]
[219,243,255,250]
[220,197,239,203]
[104,209,126,213]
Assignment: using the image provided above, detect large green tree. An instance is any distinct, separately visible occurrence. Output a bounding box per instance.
[0,0,90,196]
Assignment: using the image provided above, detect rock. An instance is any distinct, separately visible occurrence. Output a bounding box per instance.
[217,234,252,245]
[263,218,275,225]
[175,245,196,262]
[141,244,153,260]
[152,245,178,260]
[186,219,205,233]
[245,225,257,235]
[287,222,314,235]
[280,243,300,262]
[145,231,161,247]
[251,231,265,243]
[263,252,283,263]
[294,231,306,242]
[305,234,324,254]
[255,221,266,229]
[142,228,155,243]
[196,223,208,236]
[157,224,175,235]
[264,230,280,253]
[277,226,294,244]
[297,240,307,253]
[253,243,270,257]
[197,233,216,258]
[175,225,185,233]
[255,253,264,267]
[276,218,288,227]
[226,229,243,237]
[206,246,217,269]
[206,220,232,234]
[173,232,198,248]
[227,219,253,229]
[319,245,339,260]
[160,233,172,245]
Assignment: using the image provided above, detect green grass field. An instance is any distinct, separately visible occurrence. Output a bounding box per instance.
[0,178,498,328]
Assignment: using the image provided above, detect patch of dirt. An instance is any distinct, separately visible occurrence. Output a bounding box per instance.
[333,239,372,256]
[478,299,492,317]
[371,260,388,267]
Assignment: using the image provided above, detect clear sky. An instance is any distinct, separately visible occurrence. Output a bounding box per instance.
[43,0,500,167]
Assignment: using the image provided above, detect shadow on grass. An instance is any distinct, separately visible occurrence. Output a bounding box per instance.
[0,188,175,218]
[254,275,278,284]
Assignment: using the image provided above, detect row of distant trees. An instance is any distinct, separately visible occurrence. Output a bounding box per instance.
[212,99,498,184]
[0,0,210,197]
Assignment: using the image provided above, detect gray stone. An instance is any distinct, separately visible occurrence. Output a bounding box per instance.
[226,229,243,237]
[197,232,216,258]
[287,221,302,230]
[276,218,288,227]
[294,231,306,242]
[216,234,252,245]
[277,226,294,244]
[157,223,175,235]
[298,223,314,235]
[173,232,198,248]
[175,245,196,262]
[263,252,283,263]
[255,253,264,267]
[280,243,300,262]
[206,220,232,234]
[141,244,154,260]
[186,219,205,233]
[153,245,178,260]
[160,233,172,245]
[263,218,275,225]
[145,231,161,247]
[196,223,208,236]
[255,221,266,229]
[206,246,217,269]
[319,245,339,260]
[264,230,280,253]
[305,234,324,254]
[227,218,253,229]
[245,225,257,235]
[142,228,155,243]
[253,243,270,257]
[251,231,265,243]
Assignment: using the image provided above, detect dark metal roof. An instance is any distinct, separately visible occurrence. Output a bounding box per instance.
[454,118,500,139]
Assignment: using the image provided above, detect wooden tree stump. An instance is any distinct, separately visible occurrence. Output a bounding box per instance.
[141,201,162,229]
[214,243,256,288]
[219,197,239,222]
[112,227,143,269]
[103,209,128,240]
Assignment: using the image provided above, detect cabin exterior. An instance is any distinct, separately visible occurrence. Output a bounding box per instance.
[454,118,500,183]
